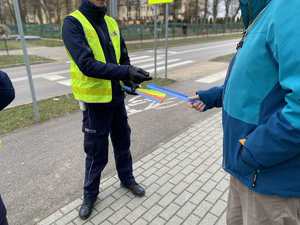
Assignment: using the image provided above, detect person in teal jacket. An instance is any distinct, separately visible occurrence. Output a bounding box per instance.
[191,0,300,224]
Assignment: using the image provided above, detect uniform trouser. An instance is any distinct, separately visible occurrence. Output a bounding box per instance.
[0,195,8,225]
[82,101,135,201]
[227,176,300,225]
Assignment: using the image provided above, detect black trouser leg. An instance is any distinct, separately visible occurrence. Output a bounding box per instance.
[0,195,8,225]
[110,103,135,185]
[82,104,112,202]
[83,133,109,201]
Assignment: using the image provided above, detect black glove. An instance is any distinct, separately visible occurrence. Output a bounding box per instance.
[122,80,139,95]
[128,66,152,84]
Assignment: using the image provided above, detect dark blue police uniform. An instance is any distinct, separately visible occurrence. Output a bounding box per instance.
[62,1,136,202]
[0,195,8,225]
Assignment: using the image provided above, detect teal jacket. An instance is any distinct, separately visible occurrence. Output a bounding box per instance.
[198,0,300,197]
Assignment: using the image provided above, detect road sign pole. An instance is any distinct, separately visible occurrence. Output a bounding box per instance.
[164,3,169,79]
[154,5,158,78]
[13,0,40,122]
[149,0,173,78]
[114,0,118,18]
[110,0,117,17]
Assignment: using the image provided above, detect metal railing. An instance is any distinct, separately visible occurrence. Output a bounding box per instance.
[8,22,243,40]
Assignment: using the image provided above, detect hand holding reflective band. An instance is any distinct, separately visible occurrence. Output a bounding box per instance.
[188,95,206,112]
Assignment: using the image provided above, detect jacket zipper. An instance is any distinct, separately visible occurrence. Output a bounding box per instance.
[223,5,270,104]
[252,169,260,188]
[236,31,247,50]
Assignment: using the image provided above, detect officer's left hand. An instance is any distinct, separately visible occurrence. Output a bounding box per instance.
[128,66,152,84]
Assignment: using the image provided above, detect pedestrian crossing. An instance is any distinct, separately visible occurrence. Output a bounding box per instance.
[42,54,194,87]
[195,70,226,84]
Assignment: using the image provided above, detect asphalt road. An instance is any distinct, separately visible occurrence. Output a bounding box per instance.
[2,39,237,107]
[0,39,237,225]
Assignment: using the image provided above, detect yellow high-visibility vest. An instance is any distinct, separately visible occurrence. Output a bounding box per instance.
[68,10,121,103]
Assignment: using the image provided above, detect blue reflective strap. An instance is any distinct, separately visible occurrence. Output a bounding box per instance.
[147,83,189,102]
[122,85,161,103]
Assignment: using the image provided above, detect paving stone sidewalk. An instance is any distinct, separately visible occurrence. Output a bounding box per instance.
[38,112,229,225]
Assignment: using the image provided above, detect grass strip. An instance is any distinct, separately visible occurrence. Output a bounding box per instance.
[0,94,78,135]
[0,39,64,50]
[0,78,175,135]
[0,55,54,68]
[211,53,235,63]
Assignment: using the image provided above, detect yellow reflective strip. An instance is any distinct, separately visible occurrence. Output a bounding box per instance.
[70,10,106,63]
[104,16,121,64]
[72,86,111,96]
[148,0,174,4]
[73,92,112,103]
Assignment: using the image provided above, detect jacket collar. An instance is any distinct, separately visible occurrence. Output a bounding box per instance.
[79,1,107,24]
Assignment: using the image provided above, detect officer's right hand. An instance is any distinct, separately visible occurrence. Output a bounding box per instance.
[128,66,152,84]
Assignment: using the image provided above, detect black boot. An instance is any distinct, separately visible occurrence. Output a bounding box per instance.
[121,182,146,197]
[79,199,95,220]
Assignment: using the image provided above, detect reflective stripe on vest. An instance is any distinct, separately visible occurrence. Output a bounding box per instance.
[68,10,121,103]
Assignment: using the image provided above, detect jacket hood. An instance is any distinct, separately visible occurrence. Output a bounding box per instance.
[240,0,271,28]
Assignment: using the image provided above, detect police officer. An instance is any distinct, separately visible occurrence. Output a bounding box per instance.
[0,70,15,225]
[62,0,152,220]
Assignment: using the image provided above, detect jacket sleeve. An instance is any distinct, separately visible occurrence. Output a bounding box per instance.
[62,16,129,80]
[196,85,224,110]
[241,1,300,169]
[0,71,15,111]
[119,33,131,66]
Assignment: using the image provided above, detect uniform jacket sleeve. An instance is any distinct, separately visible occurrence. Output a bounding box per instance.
[62,16,129,80]
[241,0,300,169]
[119,34,131,66]
[196,86,224,110]
[0,71,15,111]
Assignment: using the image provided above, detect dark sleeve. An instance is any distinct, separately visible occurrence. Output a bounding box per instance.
[119,33,131,65]
[196,85,224,110]
[0,71,15,111]
[62,16,129,80]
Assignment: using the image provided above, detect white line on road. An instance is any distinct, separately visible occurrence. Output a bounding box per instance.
[148,60,194,73]
[130,56,150,61]
[147,50,178,54]
[145,43,234,56]
[172,43,235,55]
[57,79,71,86]
[11,70,69,83]
[139,58,181,69]
[43,75,66,81]
[11,58,193,84]
[132,57,159,65]
[195,70,227,83]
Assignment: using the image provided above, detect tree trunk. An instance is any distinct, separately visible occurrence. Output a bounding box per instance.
[5,0,17,25]
[224,0,232,20]
[213,0,219,22]
[203,0,209,19]
[195,0,199,22]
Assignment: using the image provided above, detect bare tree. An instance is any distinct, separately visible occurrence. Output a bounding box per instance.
[212,0,220,21]
[203,0,209,20]
[224,0,232,19]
